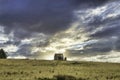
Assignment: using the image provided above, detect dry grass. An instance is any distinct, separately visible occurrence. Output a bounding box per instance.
[0,59,120,80]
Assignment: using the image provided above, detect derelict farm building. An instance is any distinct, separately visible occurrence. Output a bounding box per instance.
[54,53,67,61]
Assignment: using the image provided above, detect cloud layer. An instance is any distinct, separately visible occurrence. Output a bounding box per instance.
[0,0,120,62]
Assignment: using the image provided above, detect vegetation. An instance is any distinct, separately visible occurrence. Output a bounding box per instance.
[0,49,7,59]
[0,59,120,80]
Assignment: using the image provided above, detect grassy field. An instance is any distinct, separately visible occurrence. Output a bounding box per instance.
[0,59,120,80]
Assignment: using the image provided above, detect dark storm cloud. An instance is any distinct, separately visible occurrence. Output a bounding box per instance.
[1,0,118,61]
[0,0,108,38]
[115,38,120,51]
[16,44,32,57]
[84,40,113,53]
[86,5,120,38]
[90,23,120,38]
[66,39,114,57]
[4,40,20,46]
[66,0,120,57]
[86,12,120,38]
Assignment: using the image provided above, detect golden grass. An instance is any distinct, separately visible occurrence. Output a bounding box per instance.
[0,59,120,80]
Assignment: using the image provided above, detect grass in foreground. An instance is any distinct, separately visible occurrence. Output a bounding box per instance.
[0,59,120,80]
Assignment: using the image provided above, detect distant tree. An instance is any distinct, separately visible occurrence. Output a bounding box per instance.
[0,49,7,59]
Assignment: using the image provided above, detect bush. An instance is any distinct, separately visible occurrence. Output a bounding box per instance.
[0,49,7,59]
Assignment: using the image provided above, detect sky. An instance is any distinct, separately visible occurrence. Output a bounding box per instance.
[0,0,120,62]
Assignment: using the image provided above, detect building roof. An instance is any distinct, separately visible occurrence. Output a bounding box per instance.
[54,53,63,56]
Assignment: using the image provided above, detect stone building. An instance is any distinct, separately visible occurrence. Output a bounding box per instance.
[54,53,67,61]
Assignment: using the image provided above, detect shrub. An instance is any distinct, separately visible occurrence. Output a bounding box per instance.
[0,49,7,59]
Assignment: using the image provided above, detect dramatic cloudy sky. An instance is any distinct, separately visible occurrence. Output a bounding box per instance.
[0,0,120,62]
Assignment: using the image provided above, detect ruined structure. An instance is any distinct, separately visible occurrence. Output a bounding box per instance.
[54,53,67,61]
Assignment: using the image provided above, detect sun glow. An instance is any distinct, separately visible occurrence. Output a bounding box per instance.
[35,22,89,59]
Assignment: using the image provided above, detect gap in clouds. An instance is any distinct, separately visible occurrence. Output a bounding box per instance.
[0,0,120,63]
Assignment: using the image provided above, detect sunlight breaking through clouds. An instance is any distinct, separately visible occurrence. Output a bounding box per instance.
[0,0,120,63]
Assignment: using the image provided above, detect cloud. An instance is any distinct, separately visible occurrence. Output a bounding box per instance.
[0,0,108,38]
[7,55,27,59]
[62,0,120,62]
[81,51,120,63]
[0,25,49,58]
[0,0,120,62]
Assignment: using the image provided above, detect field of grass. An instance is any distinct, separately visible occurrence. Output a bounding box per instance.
[0,59,120,80]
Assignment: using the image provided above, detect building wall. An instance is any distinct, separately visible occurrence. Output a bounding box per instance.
[54,54,64,60]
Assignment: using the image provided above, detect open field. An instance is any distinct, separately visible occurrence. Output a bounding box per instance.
[0,59,120,80]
